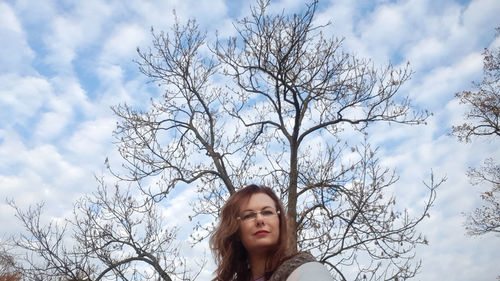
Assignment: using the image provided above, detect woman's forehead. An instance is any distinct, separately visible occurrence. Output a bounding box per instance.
[239,193,275,211]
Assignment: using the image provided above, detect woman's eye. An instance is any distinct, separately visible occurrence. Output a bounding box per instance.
[262,210,274,216]
[243,213,256,220]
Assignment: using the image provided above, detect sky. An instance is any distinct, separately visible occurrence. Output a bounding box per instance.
[0,0,499,280]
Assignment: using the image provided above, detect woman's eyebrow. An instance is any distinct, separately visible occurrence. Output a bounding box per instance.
[241,206,274,212]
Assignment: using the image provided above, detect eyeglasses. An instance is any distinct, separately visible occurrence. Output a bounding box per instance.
[237,209,280,222]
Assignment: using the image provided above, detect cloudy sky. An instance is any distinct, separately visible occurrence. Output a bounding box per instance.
[1,0,499,280]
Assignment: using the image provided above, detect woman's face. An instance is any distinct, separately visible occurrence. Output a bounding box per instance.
[238,193,280,256]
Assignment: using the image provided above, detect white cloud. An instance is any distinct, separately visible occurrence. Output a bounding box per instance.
[30,77,96,142]
[416,211,499,280]
[329,0,498,72]
[345,0,424,64]
[369,111,500,280]
[25,144,86,190]
[406,37,448,70]
[462,0,500,39]
[11,0,58,25]
[0,2,35,74]
[315,0,356,36]
[126,0,228,32]
[0,74,52,128]
[43,0,114,72]
[410,51,483,107]
[44,16,83,71]
[0,2,22,34]
[34,111,70,141]
[0,131,28,175]
[64,117,116,164]
[101,24,148,64]
[0,132,91,222]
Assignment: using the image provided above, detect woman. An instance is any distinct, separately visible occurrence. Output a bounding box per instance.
[210,184,334,281]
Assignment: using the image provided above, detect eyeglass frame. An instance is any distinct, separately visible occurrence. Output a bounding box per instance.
[237,208,281,222]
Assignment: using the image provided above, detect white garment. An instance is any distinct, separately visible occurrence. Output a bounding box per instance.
[286,262,334,281]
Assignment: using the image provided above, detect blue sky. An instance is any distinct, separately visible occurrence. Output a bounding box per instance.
[1,0,499,280]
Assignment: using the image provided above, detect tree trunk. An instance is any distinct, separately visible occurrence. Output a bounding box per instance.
[287,141,299,252]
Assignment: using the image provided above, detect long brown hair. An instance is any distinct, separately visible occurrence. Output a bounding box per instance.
[210,185,291,281]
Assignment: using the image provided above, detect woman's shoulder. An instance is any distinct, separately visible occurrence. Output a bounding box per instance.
[286,261,334,281]
[268,252,334,281]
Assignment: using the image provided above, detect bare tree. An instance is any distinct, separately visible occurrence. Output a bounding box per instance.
[111,0,441,280]
[0,247,21,281]
[452,29,500,142]
[464,158,500,236]
[452,27,500,238]
[8,178,204,281]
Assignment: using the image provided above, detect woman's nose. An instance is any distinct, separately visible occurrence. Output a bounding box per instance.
[254,213,265,224]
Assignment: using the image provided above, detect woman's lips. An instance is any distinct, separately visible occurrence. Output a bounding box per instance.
[254,230,270,236]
